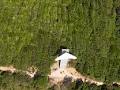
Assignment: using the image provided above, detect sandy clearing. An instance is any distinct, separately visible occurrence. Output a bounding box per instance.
[48,62,104,86]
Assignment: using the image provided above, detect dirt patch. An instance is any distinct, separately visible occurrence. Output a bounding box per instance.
[0,65,37,78]
[48,62,104,86]
[0,66,16,73]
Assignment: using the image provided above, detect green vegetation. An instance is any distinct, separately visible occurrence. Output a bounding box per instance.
[0,72,48,90]
[0,0,120,90]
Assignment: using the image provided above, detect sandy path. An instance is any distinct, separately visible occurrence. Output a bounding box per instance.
[0,66,16,73]
[0,66,37,78]
[0,63,120,87]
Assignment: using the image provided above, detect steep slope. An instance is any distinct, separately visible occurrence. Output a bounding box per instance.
[0,0,120,90]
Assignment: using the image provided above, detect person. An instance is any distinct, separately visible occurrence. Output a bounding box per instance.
[54,46,67,56]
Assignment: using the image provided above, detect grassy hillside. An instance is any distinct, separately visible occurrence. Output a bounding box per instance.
[0,0,120,90]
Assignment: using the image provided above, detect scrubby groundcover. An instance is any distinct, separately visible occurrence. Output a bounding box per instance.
[0,0,120,90]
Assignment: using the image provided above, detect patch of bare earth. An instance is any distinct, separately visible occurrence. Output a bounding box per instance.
[48,62,104,86]
[0,66,37,78]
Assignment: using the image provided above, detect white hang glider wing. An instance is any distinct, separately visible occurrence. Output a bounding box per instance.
[55,52,77,61]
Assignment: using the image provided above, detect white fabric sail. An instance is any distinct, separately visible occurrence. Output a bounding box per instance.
[55,52,77,69]
[55,52,77,61]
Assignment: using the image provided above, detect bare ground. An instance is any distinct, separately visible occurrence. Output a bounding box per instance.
[0,66,37,78]
[48,62,104,86]
[0,63,120,87]
[49,62,120,87]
